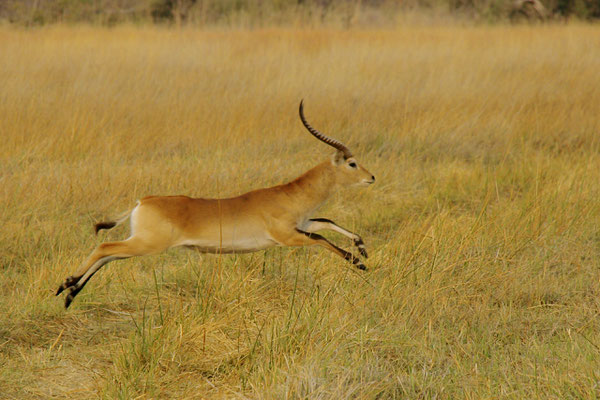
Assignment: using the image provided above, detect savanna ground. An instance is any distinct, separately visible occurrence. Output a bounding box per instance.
[1,23,600,399]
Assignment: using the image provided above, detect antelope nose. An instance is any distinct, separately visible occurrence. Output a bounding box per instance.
[371,176,375,182]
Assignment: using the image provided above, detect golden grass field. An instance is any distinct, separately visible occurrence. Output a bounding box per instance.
[1,23,600,398]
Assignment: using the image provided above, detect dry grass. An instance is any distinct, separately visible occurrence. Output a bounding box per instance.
[1,24,600,399]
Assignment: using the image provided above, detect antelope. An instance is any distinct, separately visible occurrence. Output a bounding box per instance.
[56,101,375,308]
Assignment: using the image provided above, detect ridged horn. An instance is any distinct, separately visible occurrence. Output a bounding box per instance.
[299,100,353,159]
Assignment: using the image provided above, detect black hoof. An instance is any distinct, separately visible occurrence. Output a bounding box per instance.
[65,289,80,309]
[354,238,368,259]
[56,276,78,296]
[356,263,367,271]
[65,293,74,309]
[358,247,368,259]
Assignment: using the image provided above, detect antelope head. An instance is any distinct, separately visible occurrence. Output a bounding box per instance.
[299,100,375,187]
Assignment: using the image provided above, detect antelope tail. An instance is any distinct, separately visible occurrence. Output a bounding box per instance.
[94,206,134,234]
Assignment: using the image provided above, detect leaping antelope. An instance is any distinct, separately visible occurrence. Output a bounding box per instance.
[56,101,375,308]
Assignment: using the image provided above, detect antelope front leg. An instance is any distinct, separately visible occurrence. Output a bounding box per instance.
[304,218,369,258]
[272,228,367,270]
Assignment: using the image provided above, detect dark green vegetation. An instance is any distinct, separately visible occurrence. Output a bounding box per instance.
[1,0,599,26]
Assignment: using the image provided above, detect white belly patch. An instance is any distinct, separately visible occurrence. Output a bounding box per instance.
[176,236,277,254]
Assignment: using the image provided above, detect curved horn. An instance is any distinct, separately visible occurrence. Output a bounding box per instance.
[299,100,353,159]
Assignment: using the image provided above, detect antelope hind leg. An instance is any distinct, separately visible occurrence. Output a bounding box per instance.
[57,238,154,308]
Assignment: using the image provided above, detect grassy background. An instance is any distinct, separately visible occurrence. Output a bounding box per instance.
[1,24,600,398]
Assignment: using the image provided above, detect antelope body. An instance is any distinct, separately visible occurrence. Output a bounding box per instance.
[57,101,375,308]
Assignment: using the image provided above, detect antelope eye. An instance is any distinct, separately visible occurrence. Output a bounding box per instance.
[349,162,357,168]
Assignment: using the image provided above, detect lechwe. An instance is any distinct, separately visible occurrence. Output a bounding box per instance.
[57,101,375,308]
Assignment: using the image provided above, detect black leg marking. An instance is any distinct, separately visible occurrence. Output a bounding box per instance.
[63,268,98,308]
[309,218,336,224]
[342,250,368,271]
[309,218,369,259]
[63,277,89,309]
[61,256,124,308]
[65,287,81,309]
[56,276,78,296]
[354,237,368,258]
[296,229,367,271]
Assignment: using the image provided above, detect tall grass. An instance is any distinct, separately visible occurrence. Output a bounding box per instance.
[1,24,600,398]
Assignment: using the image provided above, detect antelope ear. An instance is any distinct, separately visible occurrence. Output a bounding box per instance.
[331,150,345,165]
